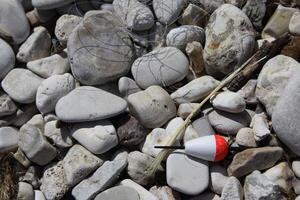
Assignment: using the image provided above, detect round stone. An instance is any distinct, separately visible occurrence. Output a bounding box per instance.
[212,91,246,113]
[0,38,14,80]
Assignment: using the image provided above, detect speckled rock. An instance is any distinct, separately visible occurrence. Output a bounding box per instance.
[68,10,134,85]
[131,47,189,89]
[204,4,255,77]
[127,86,176,128]
[2,69,44,104]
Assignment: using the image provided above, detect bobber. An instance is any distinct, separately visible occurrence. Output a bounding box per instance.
[155,135,228,162]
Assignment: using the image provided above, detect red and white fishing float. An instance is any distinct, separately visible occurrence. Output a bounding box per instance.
[155,135,228,162]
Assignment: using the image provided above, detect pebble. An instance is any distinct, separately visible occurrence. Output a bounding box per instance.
[209,164,229,195]
[11,104,39,127]
[293,161,300,179]
[32,0,73,9]
[262,5,298,38]
[203,4,255,77]
[227,147,283,177]
[256,55,300,115]
[55,14,82,45]
[55,86,127,122]
[40,161,69,200]
[35,190,46,200]
[242,0,266,30]
[177,103,199,119]
[0,0,30,44]
[113,0,154,31]
[212,91,246,113]
[94,186,140,200]
[220,177,243,200]
[171,76,220,104]
[127,151,160,185]
[141,117,184,157]
[235,128,257,148]
[189,192,220,200]
[120,179,159,200]
[263,162,294,192]
[197,0,224,13]
[152,0,187,24]
[127,86,176,128]
[289,12,300,36]
[250,113,270,141]
[149,186,181,200]
[44,120,73,148]
[27,114,44,132]
[131,47,189,89]
[0,91,17,117]
[2,69,44,104]
[0,38,14,80]
[167,150,209,195]
[18,124,57,166]
[72,158,127,200]
[237,79,258,104]
[118,77,141,98]
[27,51,70,79]
[244,171,287,200]
[166,25,205,51]
[20,166,42,189]
[36,73,75,114]
[116,115,149,146]
[62,144,103,187]
[17,182,34,200]
[68,10,134,85]
[180,4,209,27]
[0,127,19,153]
[17,26,51,63]
[207,109,252,135]
[70,120,118,154]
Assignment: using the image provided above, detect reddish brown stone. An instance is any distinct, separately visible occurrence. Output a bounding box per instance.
[281,36,300,62]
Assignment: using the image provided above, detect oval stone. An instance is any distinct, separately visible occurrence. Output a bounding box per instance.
[0,38,14,80]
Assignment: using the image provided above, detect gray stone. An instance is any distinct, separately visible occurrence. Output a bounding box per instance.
[55,14,82,45]
[0,38,14,80]
[17,26,51,63]
[209,164,229,195]
[127,151,160,186]
[113,0,154,31]
[17,182,34,200]
[153,0,187,24]
[180,4,209,27]
[220,177,243,200]
[72,158,127,200]
[0,127,19,153]
[20,166,42,189]
[44,120,73,148]
[34,190,46,200]
[262,5,298,39]
[227,147,283,177]
[167,150,209,195]
[196,0,224,13]
[244,171,287,200]
[12,104,39,127]
[127,86,176,128]
[131,47,189,89]
[0,91,17,117]
[207,109,252,135]
[256,55,300,115]
[36,73,75,114]
[212,91,246,113]
[225,0,246,7]
[68,10,134,85]
[177,103,199,119]
[235,128,257,148]
[119,179,159,200]
[0,0,30,44]
[204,4,255,77]
[237,79,257,104]
[250,113,270,141]
[166,25,205,51]
[94,186,140,200]
[293,161,300,179]
[149,186,181,200]
[264,162,295,192]
[273,70,300,156]
[27,51,70,79]
[55,86,127,122]
[2,69,44,104]
[70,120,118,154]
[171,76,220,104]
[32,0,73,9]
[27,114,44,132]
[56,3,84,16]
[242,0,266,30]
[116,115,149,146]
[118,77,141,98]
[188,192,220,200]
[40,161,69,200]
[289,12,300,36]
[18,124,56,165]
[63,144,103,187]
